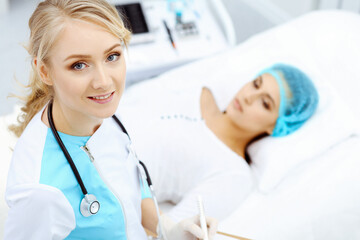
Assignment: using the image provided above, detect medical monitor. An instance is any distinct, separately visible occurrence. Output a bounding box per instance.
[114,2,155,44]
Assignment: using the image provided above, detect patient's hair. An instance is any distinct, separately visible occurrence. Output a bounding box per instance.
[9,0,131,137]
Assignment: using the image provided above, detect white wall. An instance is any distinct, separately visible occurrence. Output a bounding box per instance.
[0,0,9,14]
[319,0,360,11]
[268,0,316,17]
[220,0,360,44]
[269,0,360,17]
[218,0,293,44]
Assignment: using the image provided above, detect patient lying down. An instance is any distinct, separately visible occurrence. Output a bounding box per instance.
[120,63,319,222]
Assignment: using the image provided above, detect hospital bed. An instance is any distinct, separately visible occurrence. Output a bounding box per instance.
[117,10,360,240]
[1,10,360,239]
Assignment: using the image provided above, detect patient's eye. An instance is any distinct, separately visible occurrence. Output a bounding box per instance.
[262,97,270,110]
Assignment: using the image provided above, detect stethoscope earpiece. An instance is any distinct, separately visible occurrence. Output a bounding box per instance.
[80,194,100,217]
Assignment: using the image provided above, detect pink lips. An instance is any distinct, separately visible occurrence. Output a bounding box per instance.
[234,98,243,112]
[88,91,115,104]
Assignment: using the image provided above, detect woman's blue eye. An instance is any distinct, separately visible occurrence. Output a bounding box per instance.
[72,62,86,70]
[107,53,120,62]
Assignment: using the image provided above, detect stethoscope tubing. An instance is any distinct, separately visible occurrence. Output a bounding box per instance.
[47,100,89,195]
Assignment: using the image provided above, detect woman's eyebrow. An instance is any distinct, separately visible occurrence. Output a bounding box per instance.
[64,54,91,62]
[103,43,121,54]
[63,43,121,62]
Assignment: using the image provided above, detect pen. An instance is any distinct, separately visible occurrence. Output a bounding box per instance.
[217,231,252,240]
[197,195,209,240]
[163,20,176,50]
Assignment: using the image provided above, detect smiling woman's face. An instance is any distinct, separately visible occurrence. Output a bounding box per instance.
[42,19,126,122]
[226,73,281,136]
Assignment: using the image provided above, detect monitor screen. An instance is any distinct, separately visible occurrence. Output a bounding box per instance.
[115,3,149,34]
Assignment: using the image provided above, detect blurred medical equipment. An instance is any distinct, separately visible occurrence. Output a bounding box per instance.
[163,20,177,50]
[175,21,198,37]
[114,2,156,45]
[166,0,186,24]
[47,100,164,239]
[115,0,229,84]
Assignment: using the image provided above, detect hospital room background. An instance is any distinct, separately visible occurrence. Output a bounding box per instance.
[1,0,360,239]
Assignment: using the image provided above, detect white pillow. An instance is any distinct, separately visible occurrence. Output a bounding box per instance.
[248,81,358,193]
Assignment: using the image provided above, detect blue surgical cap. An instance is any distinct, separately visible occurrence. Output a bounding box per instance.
[258,63,319,137]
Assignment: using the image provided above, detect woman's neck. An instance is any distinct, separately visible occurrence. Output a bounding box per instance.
[204,113,254,158]
[41,100,102,136]
[219,114,254,158]
[200,88,253,158]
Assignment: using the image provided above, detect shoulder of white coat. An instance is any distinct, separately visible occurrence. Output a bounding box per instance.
[7,110,49,189]
[4,110,76,240]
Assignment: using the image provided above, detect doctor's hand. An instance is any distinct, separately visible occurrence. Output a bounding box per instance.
[158,214,218,240]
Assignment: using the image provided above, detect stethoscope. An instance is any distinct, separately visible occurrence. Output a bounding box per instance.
[47,101,164,240]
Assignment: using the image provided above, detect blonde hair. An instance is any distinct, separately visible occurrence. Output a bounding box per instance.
[9,0,131,137]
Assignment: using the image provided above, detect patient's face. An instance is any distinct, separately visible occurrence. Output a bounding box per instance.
[226,73,281,136]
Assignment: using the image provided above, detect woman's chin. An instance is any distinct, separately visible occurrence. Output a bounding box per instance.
[89,98,120,119]
[87,104,118,120]
[96,107,118,119]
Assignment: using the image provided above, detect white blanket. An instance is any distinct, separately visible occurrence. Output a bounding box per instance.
[118,86,254,222]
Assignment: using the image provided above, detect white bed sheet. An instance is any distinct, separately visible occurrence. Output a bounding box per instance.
[218,135,360,240]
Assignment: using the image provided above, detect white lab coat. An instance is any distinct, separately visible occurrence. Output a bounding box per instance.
[4,108,149,240]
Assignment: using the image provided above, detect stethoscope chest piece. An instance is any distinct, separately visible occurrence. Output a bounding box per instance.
[80,194,100,217]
